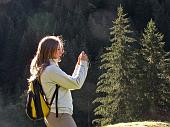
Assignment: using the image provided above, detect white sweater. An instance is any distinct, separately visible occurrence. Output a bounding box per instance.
[40,59,88,115]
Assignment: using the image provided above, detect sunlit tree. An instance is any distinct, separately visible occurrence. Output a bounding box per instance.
[93,6,141,126]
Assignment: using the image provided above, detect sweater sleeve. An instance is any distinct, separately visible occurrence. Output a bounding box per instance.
[47,60,88,90]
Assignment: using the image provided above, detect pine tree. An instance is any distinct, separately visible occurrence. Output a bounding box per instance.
[93,6,141,126]
[140,19,170,120]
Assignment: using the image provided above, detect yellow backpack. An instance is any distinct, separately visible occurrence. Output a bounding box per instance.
[26,78,59,120]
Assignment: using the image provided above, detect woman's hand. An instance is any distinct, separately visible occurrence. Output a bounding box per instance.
[77,51,88,65]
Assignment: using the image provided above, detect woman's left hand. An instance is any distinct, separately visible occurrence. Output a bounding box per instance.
[77,51,88,65]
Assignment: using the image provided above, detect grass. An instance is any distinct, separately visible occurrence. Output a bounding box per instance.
[103,121,170,127]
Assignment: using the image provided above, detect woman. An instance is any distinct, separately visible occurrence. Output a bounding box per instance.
[29,36,89,127]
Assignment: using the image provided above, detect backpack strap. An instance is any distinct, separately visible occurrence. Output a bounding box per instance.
[49,84,60,117]
[55,85,60,117]
[38,76,60,117]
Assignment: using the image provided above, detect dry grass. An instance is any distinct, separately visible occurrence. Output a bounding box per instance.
[103,121,170,127]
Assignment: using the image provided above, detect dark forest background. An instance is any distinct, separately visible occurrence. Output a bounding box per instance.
[0,0,170,127]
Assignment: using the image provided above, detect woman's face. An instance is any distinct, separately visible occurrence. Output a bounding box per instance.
[53,43,64,60]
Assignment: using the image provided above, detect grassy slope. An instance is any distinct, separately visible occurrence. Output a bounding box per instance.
[104,121,170,127]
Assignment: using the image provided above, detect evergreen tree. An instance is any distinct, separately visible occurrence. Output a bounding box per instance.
[151,0,170,47]
[140,19,170,120]
[93,6,140,126]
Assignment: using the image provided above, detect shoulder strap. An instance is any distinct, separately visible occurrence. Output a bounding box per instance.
[38,76,60,117]
[55,85,60,117]
[50,84,59,105]
[50,84,60,117]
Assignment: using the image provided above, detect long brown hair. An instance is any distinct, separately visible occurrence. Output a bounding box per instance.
[29,36,63,80]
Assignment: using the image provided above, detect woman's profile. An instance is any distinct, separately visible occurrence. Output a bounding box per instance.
[29,36,89,127]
